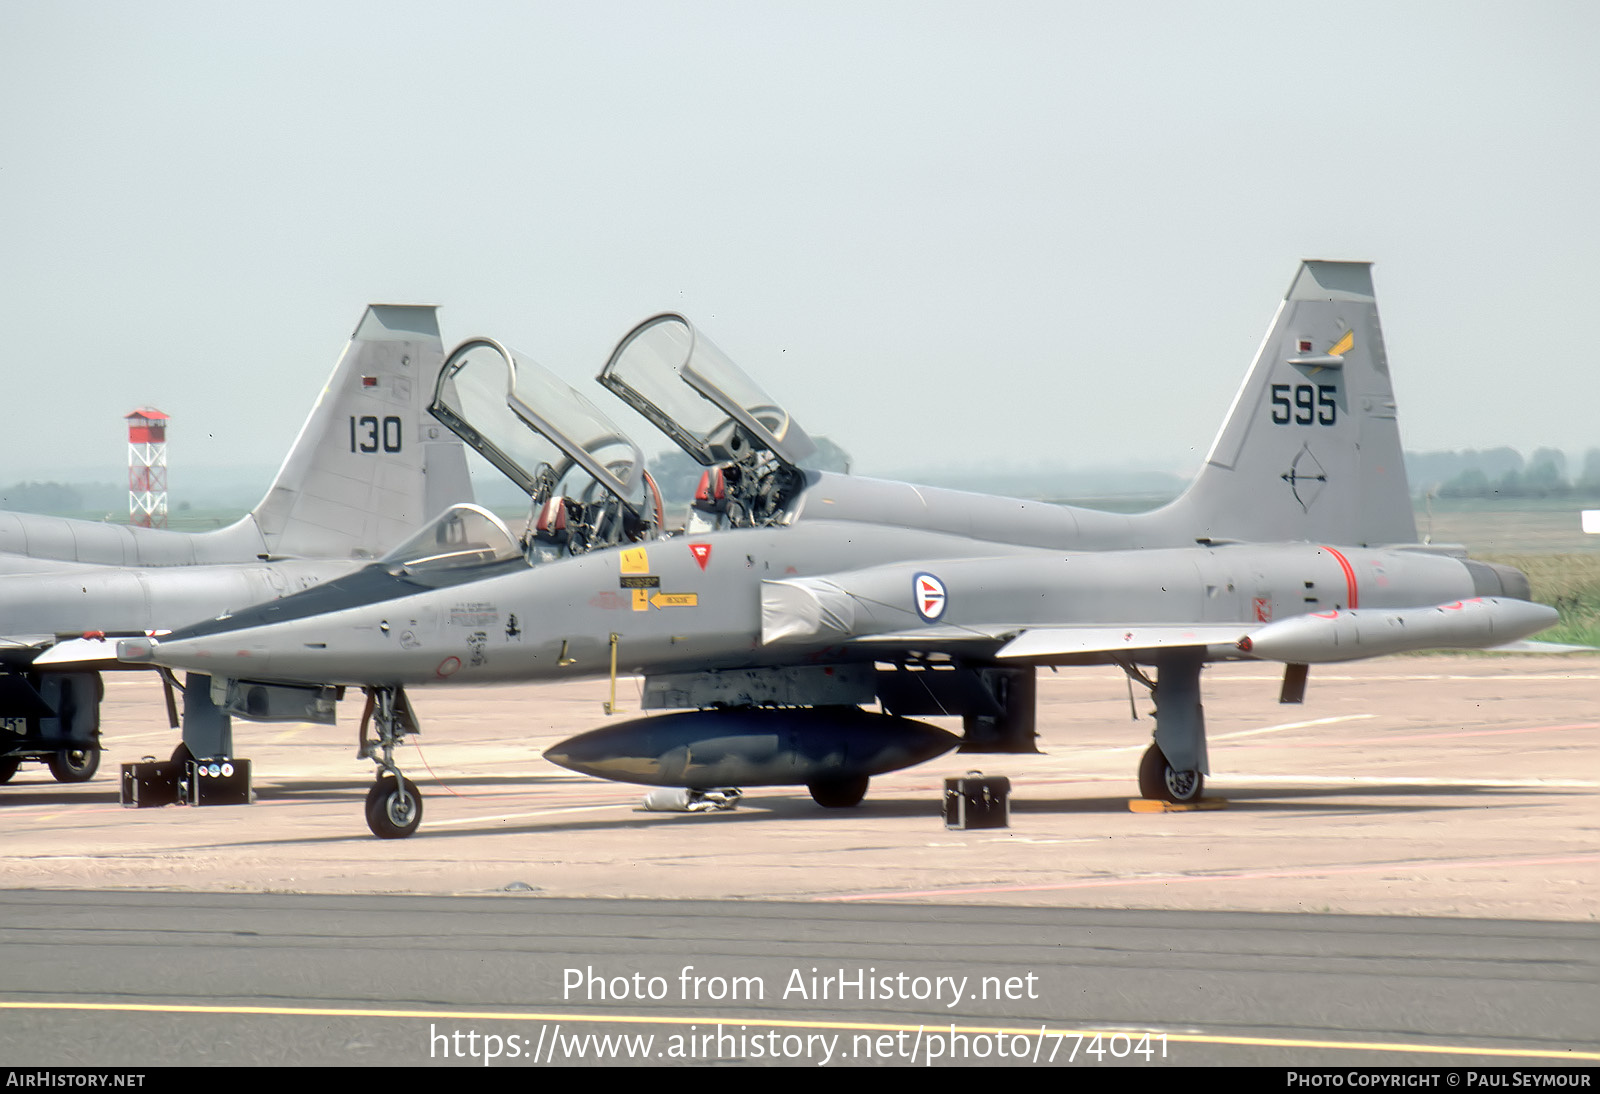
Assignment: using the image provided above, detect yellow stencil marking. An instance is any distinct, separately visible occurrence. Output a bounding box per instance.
[631,589,650,612]
[1327,329,1353,357]
[651,593,698,609]
[620,547,650,574]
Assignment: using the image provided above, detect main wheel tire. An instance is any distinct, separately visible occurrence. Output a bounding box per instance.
[808,775,869,808]
[0,757,20,784]
[1138,743,1203,803]
[365,775,423,839]
[48,747,99,784]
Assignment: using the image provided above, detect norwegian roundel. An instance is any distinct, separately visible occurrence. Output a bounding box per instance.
[913,572,947,622]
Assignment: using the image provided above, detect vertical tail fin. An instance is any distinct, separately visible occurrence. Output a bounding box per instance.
[249,305,473,559]
[1159,261,1417,547]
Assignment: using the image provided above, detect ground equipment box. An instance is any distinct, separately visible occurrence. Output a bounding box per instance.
[186,758,251,806]
[120,757,184,808]
[944,773,1010,830]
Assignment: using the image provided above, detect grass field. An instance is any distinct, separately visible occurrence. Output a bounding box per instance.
[1477,552,1600,647]
[1412,498,1599,647]
[1414,495,1600,554]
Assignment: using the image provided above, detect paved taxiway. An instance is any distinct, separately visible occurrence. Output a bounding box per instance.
[1,892,1594,1066]
[0,655,1595,1065]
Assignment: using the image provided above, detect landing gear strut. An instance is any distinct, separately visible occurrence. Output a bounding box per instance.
[1119,649,1211,804]
[359,686,423,839]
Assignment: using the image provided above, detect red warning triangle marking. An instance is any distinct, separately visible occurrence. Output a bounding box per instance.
[689,543,712,570]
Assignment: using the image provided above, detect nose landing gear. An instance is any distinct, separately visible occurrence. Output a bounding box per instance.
[359,686,423,839]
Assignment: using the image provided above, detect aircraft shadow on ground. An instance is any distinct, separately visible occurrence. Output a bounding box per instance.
[3,775,1571,821]
[187,780,1574,848]
[0,787,124,808]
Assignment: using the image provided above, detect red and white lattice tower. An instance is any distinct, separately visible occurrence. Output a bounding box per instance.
[125,408,169,528]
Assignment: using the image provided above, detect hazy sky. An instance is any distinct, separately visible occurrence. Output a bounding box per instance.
[3,1,1596,490]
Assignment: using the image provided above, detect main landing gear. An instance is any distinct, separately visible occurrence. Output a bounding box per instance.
[1138,742,1204,803]
[808,775,869,808]
[1119,649,1210,805]
[359,686,423,839]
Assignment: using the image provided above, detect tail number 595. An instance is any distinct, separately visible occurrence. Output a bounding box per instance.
[1270,383,1337,426]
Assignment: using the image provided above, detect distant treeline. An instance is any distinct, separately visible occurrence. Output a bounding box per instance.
[647,437,855,505]
[1405,448,1600,499]
[3,445,1597,517]
[0,481,125,514]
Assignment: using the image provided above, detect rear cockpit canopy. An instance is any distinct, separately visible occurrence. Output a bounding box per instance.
[599,315,815,528]
[598,314,817,468]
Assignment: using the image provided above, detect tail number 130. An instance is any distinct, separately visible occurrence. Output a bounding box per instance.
[350,415,403,453]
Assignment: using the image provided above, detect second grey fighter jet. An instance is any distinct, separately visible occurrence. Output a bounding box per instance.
[1,305,470,785]
[120,262,1556,837]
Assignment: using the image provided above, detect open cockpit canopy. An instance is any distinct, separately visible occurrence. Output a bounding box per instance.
[597,314,817,469]
[431,338,644,504]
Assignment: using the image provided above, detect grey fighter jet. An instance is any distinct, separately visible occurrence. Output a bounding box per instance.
[120,263,1557,838]
[0,306,470,785]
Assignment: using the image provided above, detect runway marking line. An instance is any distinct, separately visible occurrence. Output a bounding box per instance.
[819,852,1600,902]
[427,803,628,827]
[1244,722,1600,749]
[0,1000,1591,1061]
[1211,714,1374,741]
[1145,674,1600,683]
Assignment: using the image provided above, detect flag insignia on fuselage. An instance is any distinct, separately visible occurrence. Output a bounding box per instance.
[914,573,947,622]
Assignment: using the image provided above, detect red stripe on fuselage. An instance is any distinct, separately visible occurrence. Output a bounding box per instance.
[1322,545,1359,609]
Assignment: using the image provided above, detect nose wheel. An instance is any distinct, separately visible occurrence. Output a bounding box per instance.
[359,686,424,838]
[365,775,423,839]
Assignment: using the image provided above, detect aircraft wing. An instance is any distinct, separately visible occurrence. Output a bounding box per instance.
[994,624,1254,660]
[840,623,1254,662]
[844,624,1019,648]
[762,569,1258,663]
[1,633,169,672]
[31,637,131,668]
